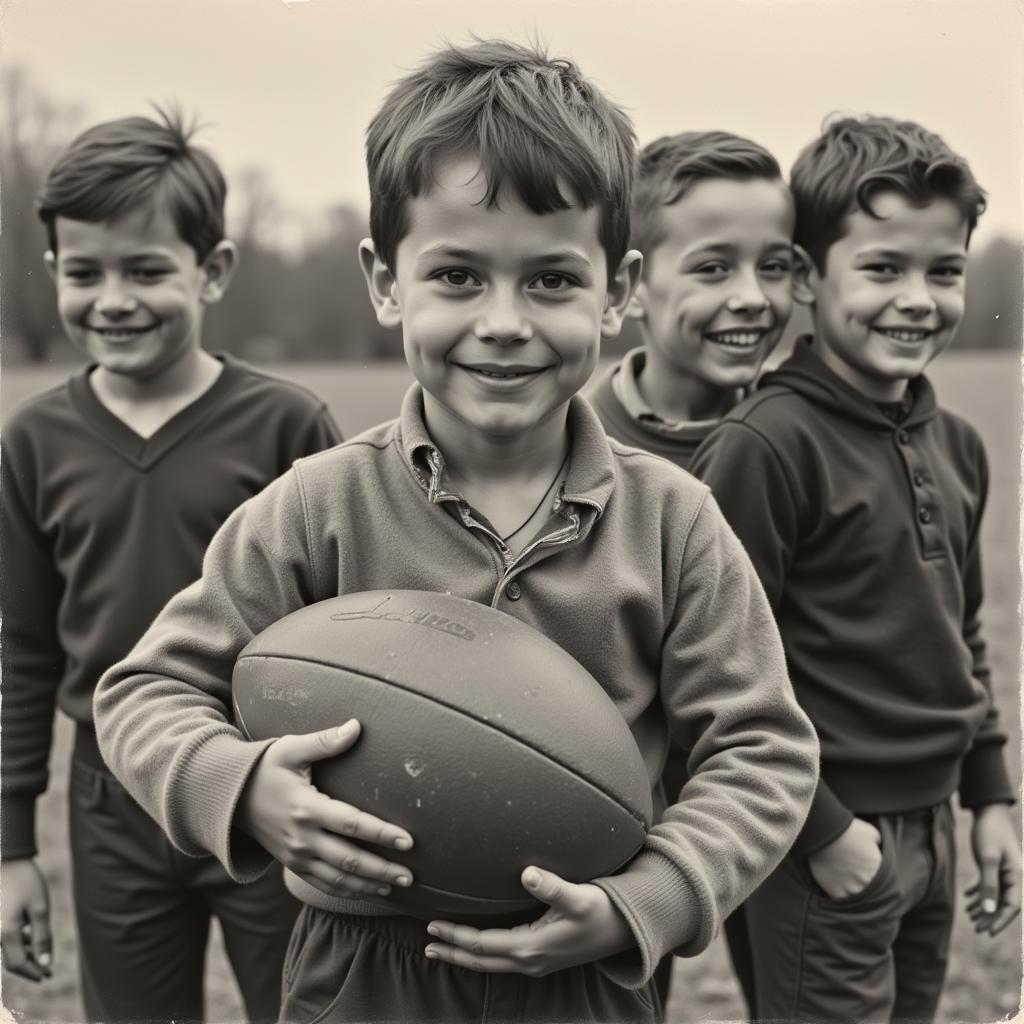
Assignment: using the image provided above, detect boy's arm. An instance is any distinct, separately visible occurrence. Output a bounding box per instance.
[0,435,65,862]
[690,422,853,857]
[956,440,1014,810]
[591,490,820,985]
[0,435,62,979]
[93,468,319,878]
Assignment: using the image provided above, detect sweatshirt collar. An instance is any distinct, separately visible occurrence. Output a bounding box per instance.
[764,335,937,430]
[397,383,616,516]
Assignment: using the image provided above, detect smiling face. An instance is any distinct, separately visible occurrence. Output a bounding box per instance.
[48,205,229,383]
[634,177,795,394]
[802,191,969,401]
[361,155,640,452]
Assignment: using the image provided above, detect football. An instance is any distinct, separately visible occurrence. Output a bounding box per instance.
[232,590,653,920]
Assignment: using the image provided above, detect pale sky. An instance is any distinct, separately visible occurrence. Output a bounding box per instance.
[2,0,1022,248]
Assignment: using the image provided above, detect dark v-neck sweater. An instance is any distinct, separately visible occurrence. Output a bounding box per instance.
[1,355,342,859]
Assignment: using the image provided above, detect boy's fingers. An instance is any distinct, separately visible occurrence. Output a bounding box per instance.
[310,789,413,851]
[2,925,43,982]
[276,720,362,767]
[521,865,584,913]
[978,856,1002,915]
[26,906,52,974]
[311,832,413,888]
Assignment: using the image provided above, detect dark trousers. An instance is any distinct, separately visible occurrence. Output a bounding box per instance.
[279,907,662,1024]
[726,802,956,1023]
[69,727,300,1023]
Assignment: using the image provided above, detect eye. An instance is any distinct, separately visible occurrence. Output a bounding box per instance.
[690,261,730,279]
[760,257,793,277]
[862,262,900,278]
[433,268,481,289]
[530,271,576,292]
[930,265,965,283]
[130,267,171,282]
[62,267,100,284]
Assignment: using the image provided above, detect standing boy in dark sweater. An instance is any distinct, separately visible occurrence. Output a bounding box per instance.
[691,115,1020,1023]
[587,130,798,1013]
[1,111,342,1022]
[587,131,796,471]
[94,42,819,1024]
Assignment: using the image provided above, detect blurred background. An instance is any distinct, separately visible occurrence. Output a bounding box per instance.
[1,0,1022,365]
[1,1,1021,1023]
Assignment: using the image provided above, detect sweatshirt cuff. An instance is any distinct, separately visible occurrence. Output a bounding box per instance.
[0,796,37,861]
[171,731,278,882]
[959,743,1016,809]
[788,781,855,857]
[591,847,706,989]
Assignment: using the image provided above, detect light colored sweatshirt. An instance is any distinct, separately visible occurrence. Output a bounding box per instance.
[94,385,818,988]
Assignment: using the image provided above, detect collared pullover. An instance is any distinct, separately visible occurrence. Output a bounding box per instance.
[1,355,342,859]
[94,385,818,987]
[691,337,1014,857]
[586,349,717,471]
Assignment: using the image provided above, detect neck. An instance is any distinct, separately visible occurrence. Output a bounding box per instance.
[811,339,909,402]
[638,352,741,422]
[91,347,221,404]
[422,395,571,487]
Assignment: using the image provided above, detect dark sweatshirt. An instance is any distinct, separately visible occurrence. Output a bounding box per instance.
[690,337,1014,856]
[1,355,343,859]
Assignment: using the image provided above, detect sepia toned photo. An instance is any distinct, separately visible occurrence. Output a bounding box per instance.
[1,1,1021,1022]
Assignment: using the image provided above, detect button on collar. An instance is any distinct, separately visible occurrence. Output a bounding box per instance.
[507,581,522,600]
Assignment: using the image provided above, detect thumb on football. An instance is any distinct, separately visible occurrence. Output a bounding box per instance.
[521,865,585,913]
[273,719,362,768]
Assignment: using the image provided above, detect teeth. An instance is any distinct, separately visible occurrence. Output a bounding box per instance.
[472,368,534,379]
[876,328,933,342]
[706,331,763,347]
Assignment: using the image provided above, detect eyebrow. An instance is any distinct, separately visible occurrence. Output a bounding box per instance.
[856,248,966,261]
[685,240,792,256]
[59,249,177,263]
[416,244,594,269]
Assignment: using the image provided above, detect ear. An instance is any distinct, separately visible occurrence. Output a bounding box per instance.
[792,244,817,307]
[44,250,58,286]
[199,241,239,304]
[625,280,648,323]
[601,249,644,339]
[358,239,402,329]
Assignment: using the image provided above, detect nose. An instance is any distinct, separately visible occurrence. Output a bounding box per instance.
[894,274,937,316]
[474,287,532,345]
[94,276,139,318]
[725,270,770,315]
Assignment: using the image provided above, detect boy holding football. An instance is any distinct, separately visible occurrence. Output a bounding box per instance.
[94,42,819,1023]
[1,110,342,1022]
[691,114,1020,1022]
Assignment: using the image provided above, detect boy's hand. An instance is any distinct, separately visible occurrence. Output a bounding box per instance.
[236,719,415,900]
[806,817,882,899]
[1,858,53,981]
[424,865,635,976]
[966,802,1021,936]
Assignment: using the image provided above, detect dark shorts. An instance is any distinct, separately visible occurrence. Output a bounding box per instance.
[279,907,662,1024]
[69,726,300,1023]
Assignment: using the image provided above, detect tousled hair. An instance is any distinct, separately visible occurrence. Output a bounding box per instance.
[790,114,986,272]
[37,105,227,261]
[631,131,784,256]
[365,39,637,277]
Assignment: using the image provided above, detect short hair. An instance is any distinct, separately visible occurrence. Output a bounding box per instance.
[631,131,784,256]
[790,114,986,272]
[37,106,227,261]
[366,39,636,278]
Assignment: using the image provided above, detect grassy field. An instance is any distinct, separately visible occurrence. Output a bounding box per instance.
[1,353,1021,1024]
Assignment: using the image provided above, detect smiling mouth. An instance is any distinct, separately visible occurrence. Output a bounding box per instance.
[873,327,937,342]
[458,364,548,380]
[704,329,769,348]
[87,325,159,341]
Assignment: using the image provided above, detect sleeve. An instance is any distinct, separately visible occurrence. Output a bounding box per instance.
[0,429,65,861]
[592,492,820,986]
[92,468,321,880]
[956,438,1014,808]
[690,422,852,858]
[287,403,343,463]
